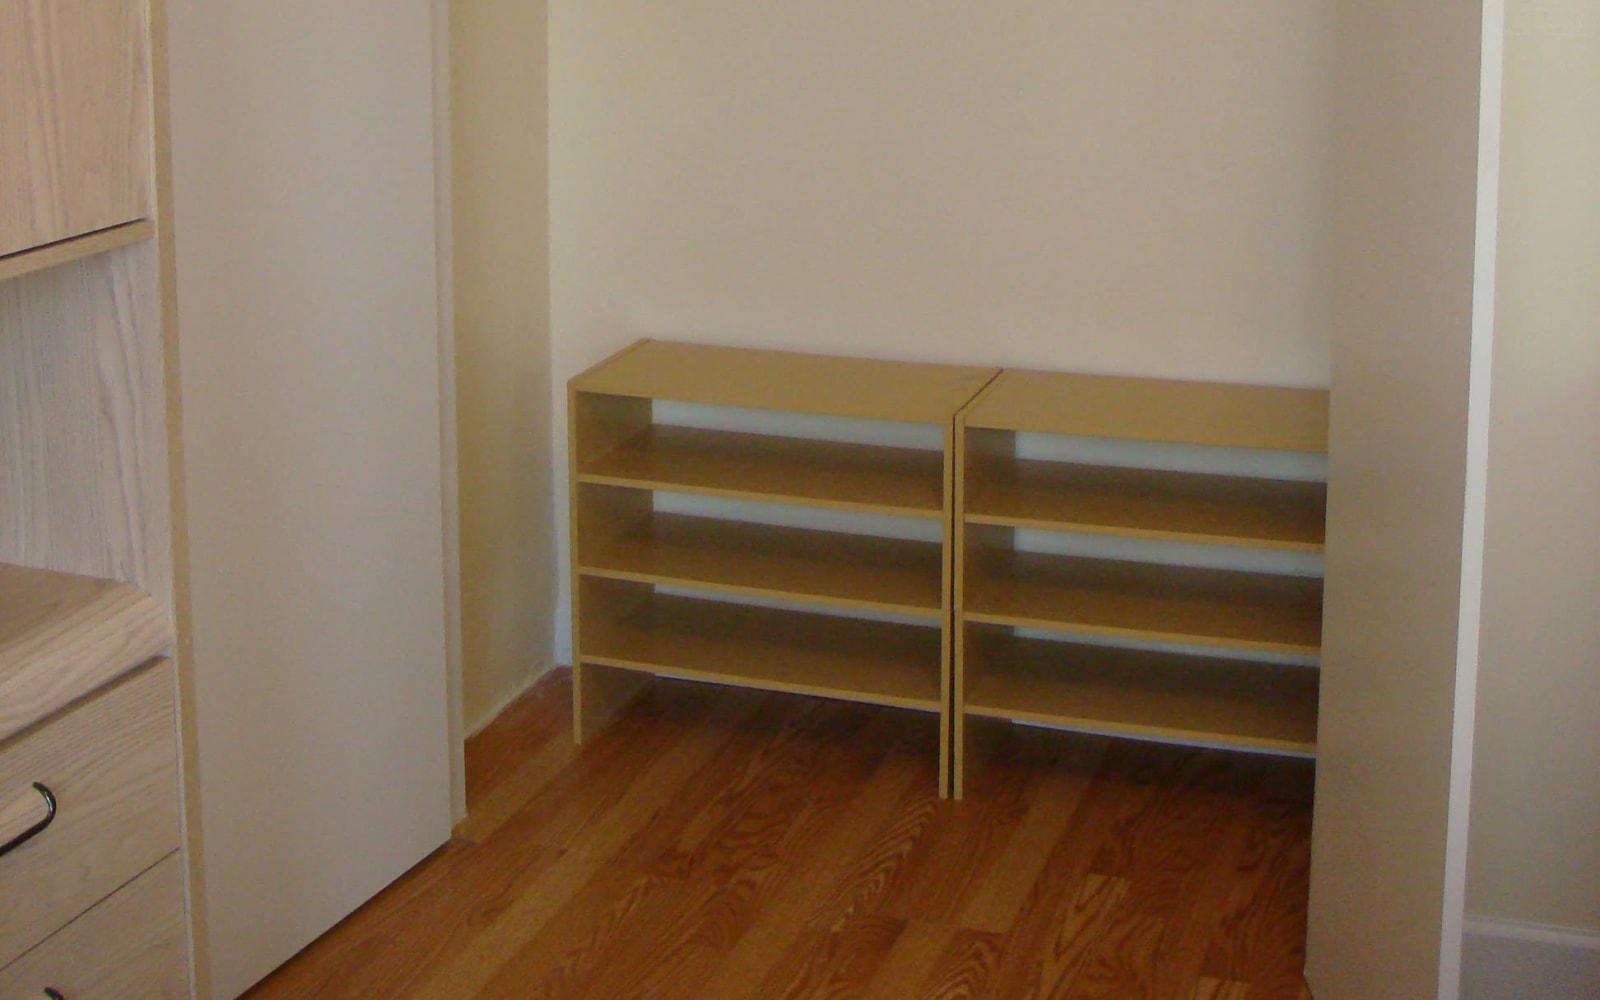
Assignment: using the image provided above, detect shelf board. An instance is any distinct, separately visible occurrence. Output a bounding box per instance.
[965,551,1323,656]
[582,593,943,712]
[578,425,946,518]
[0,220,154,285]
[572,339,999,425]
[580,512,944,619]
[964,369,1329,453]
[965,633,1318,756]
[0,563,172,743]
[967,460,1326,552]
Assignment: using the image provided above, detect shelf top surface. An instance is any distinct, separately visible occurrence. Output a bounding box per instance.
[0,563,172,743]
[572,339,1000,426]
[965,369,1330,452]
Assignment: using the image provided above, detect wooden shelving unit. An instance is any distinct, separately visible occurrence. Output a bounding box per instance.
[954,370,1329,796]
[569,340,998,793]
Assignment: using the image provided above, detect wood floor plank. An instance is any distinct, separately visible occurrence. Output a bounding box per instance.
[245,671,1315,1000]
[403,692,754,1000]
[697,747,934,999]
[911,928,1008,1000]
[956,734,1107,934]
[876,734,1035,924]
[858,920,958,1000]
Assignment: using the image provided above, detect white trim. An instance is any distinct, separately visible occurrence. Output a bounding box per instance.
[432,0,466,826]
[1441,3,1507,997]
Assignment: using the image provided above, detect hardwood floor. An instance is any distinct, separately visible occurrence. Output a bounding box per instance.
[244,669,1315,999]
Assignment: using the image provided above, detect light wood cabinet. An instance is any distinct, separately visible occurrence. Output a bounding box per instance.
[0,0,153,258]
[954,369,1329,796]
[0,853,188,999]
[0,657,179,967]
[569,340,998,794]
[0,0,189,991]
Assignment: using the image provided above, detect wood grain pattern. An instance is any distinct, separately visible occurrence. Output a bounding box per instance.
[572,339,999,426]
[0,242,173,604]
[578,423,947,519]
[0,659,179,966]
[0,563,172,743]
[0,852,187,999]
[966,369,1330,453]
[0,0,152,256]
[243,670,1315,1000]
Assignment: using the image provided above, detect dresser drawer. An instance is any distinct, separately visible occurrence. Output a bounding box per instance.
[0,659,179,967]
[0,851,187,999]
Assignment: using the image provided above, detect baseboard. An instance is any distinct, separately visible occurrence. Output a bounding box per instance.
[1461,916,1600,1000]
[464,663,559,739]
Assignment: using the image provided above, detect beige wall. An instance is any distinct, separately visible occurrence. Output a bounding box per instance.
[548,0,1336,658]
[453,0,555,731]
[1468,0,1600,934]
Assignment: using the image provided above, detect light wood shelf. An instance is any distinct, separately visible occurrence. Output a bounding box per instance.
[569,340,988,795]
[572,338,999,425]
[0,563,172,743]
[955,368,1330,797]
[583,593,943,713]
[963,632,1318,756]
[578,425,946,519]
[0,220,155,285]
[579,511,944,620]
[965,551,1323,656]
[964,368,1330,453]
[966,459,1326,552]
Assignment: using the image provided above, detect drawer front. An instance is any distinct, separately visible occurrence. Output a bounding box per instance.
[0,0,153,257]
[0,660,179,967]
[0,852,187,999]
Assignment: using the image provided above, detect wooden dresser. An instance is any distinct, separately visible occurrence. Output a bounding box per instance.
[1,0,193,994]
[0,567,186,997]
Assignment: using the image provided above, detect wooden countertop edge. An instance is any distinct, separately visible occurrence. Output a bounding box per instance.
[0,564,173,744]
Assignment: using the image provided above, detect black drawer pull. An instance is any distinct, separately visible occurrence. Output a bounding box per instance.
[45,989,68,1000]
[0,782,57,859]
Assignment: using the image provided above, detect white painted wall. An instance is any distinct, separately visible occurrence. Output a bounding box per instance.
[548,0,1336,659]
[451,0,556,733]
[165,3,454,995]
[1468,0,1600,943]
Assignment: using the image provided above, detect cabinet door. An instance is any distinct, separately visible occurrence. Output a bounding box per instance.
[0,0,152,257]
[165,2,453,996]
